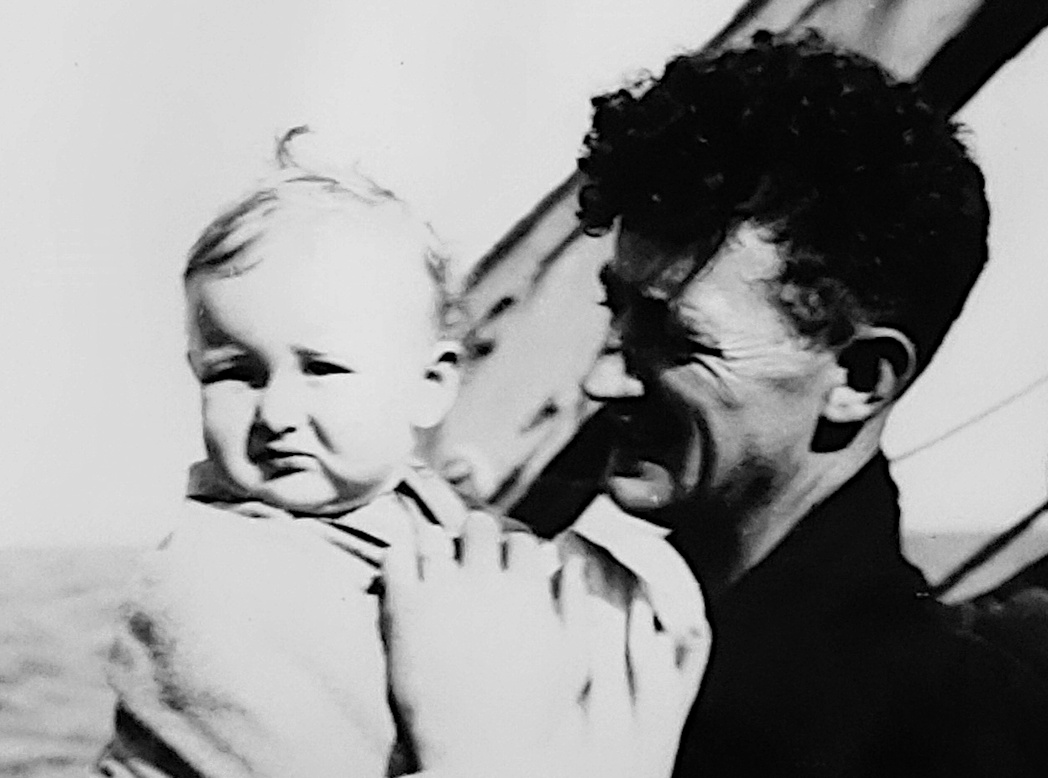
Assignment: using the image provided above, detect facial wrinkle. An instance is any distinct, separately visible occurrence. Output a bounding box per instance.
[662,359,742,412]
[720,331,818,384]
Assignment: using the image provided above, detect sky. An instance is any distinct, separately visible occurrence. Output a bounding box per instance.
[0,0,1046,547]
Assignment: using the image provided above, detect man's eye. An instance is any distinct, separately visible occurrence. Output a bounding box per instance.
[682,343,724,363]
[304,359,353,377]
[691,342,724,359]
[667,338,723,366]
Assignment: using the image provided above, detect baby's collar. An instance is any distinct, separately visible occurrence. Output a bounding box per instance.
[185,460,409,516]
[184,459,467,530]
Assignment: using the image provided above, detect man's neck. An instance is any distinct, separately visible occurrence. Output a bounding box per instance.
[691,424,886,604]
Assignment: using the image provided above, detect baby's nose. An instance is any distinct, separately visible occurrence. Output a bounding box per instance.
[255,375,305,433]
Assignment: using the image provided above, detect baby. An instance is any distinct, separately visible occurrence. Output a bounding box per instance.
[95,132,708,778]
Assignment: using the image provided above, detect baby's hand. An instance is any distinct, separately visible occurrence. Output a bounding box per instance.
[382,513,587,778]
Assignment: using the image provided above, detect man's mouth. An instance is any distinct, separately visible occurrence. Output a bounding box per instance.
[600,401,706,516]
[604,450,678,512]
[602,410,680,511]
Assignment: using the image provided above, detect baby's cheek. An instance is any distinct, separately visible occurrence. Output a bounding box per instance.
[201,386,256,452]
[329,372,415,413]
[316,380,415,454]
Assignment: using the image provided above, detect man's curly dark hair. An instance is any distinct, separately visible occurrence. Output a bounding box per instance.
[577,30,989,374]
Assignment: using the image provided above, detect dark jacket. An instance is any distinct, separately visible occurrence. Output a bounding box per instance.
[672,454,1048,777]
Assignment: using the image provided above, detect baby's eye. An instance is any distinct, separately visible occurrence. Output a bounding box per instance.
[304,359,353,377]
[201,363,257,385]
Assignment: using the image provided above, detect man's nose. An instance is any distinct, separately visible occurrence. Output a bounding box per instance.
[255,373,304,434]
[582,334,645,402]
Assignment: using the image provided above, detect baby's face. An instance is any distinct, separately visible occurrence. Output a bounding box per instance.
[186,210,453,514]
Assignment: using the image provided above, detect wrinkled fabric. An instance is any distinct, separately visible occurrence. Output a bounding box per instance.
[96,464,706,778]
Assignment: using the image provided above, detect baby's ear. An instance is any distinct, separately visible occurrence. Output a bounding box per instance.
[413,341,461,429]
[822,327,916,424]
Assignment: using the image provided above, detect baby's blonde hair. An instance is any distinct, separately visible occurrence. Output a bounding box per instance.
[185,127,458,335]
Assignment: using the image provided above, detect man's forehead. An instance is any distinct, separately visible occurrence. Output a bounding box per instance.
[608,226,782,295]
[603,225,795,348]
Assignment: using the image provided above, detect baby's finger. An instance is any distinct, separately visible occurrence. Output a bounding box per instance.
[639,576,709,647]
[627,596,671,701]
[584,593,632,731]
[382,532,420,609]
[557,555,588,626]
[418,521,456,583]
[460,511,502,574]
[556,555,590,692]
[504,532,544,577]
[675,626,712,691]
[627,596,659,657]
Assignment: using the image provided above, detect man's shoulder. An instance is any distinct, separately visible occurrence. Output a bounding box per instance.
[846,588,1048,697]
[864,593,1048,767]
[936,594,1048,706]
[909,601,1048,775]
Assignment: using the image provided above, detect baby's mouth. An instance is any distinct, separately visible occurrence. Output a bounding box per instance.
[255,448,317,476]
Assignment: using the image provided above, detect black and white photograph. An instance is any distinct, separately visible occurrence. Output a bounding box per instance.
[3,1,1048,775]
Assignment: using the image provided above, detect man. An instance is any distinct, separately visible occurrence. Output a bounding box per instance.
[577,30,1048,777]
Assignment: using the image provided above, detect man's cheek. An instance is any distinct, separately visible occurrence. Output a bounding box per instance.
[662,363,744,413]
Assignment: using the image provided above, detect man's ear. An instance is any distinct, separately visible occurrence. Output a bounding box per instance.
[412,341,462,429]
[823,327,916,424]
